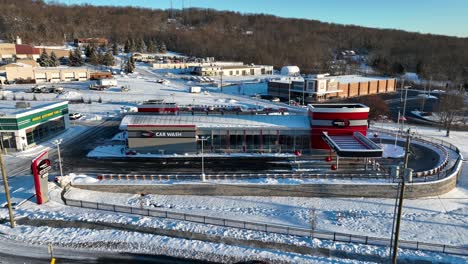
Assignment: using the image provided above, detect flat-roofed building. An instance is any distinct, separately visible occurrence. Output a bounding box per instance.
[194,64,273,76]
[15,44,40,60]
[268,74,396,102]
[74,38,108,47]
[2,63,90,83]
[0,101,69,151]
[2,63,35,83]
[0,43,16,60]
[34,67,89,83]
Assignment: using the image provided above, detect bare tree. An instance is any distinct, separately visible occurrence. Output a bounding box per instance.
[436,85,465,137]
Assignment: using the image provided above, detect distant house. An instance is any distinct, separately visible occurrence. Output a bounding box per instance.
[15,44,40,60]
[74,38,108,47]
[0,43,16,61]
[40,48,70,58]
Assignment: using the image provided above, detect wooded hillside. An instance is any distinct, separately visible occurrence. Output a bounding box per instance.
[1,0,467,82]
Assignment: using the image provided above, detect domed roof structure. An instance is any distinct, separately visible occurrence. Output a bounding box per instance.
[280,66,300,76]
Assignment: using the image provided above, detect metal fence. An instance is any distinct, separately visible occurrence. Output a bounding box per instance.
[95,171,391,182]
[369,127,463,182]
[64,197,467,257]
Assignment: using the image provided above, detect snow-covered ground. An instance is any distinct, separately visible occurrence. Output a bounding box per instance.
[0,62,466,262]
[0,185,465,264]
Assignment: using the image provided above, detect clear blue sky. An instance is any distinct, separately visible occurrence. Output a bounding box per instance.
[52,0,468,38]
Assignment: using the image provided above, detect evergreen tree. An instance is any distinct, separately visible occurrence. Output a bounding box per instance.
[112,43,119,55]
[125,57,135,73]
[84,45,92,57]
[67,50,75,66]
[124,39,130,53]
[135,38,146,52]
[97,51,104,65]
[88,50,99,65]
[129,38,136,52]
[103,50,115,66]
[159,42,167,53]
[50,51,59,66]
[73,47,83,66]
[38,49,51,67]
[146,39,156,53]
[69,47,84,66]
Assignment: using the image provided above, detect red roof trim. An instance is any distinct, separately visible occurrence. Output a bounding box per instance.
[15,44,40,55]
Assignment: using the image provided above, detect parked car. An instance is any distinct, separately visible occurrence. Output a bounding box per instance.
[69,112,82,120]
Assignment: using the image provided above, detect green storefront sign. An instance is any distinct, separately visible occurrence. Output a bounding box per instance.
[0,104,69,131]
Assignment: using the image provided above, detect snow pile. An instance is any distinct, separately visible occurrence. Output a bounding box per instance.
[70,173,99,184]
[57,91,82,100]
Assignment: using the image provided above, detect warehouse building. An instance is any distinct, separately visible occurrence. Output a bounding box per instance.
[193,64,273,76]
[0,43,16,61]
[118,104,382,157]
[0,101,69,151]
[268,74,396,102]
[1,64,90,83]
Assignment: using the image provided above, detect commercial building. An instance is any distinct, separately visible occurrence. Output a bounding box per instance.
[268,74,396,102]
[120,114,310,154]
[40,48,70,58]
[118,104,382,157]
[74,38,108,47]
[194,64,273,76]
[2,64,90,83]
[34,67,89,83]
[0,63,35,83]
[0,43,16,61]
[0,101,69,151]
[15,44,41,60]
[152,61,244,70]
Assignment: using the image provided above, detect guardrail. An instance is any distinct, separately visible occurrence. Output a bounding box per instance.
[370,127,460,181]
[95,171,391,182]
[63,197,468,256]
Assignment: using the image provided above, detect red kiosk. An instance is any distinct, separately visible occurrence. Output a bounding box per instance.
[308,104,383,169]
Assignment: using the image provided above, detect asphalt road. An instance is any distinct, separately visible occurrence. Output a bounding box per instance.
[0,237,216,264]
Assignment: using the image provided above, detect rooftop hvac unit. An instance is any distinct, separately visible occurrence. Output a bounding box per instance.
[15,102,31,109]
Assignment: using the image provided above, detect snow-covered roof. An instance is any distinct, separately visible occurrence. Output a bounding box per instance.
[120,114,311,130]
[268,76,304,84]
[306,74,392,84]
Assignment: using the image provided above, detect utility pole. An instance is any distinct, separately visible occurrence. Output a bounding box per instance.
[0,150,15,228]
[392,128,411,264]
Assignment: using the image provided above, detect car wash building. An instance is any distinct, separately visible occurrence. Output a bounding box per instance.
[0,101,69,151]
[119,103,383,158]
[120,114,311,154]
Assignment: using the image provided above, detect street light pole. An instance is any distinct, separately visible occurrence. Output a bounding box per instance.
[53,139,63,177]
[197,136,210,182]
[0,150,15,228]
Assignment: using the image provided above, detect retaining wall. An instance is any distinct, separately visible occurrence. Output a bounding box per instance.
[72,157,462,199]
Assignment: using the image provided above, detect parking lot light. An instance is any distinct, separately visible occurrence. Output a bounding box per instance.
[52,139,63,178]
